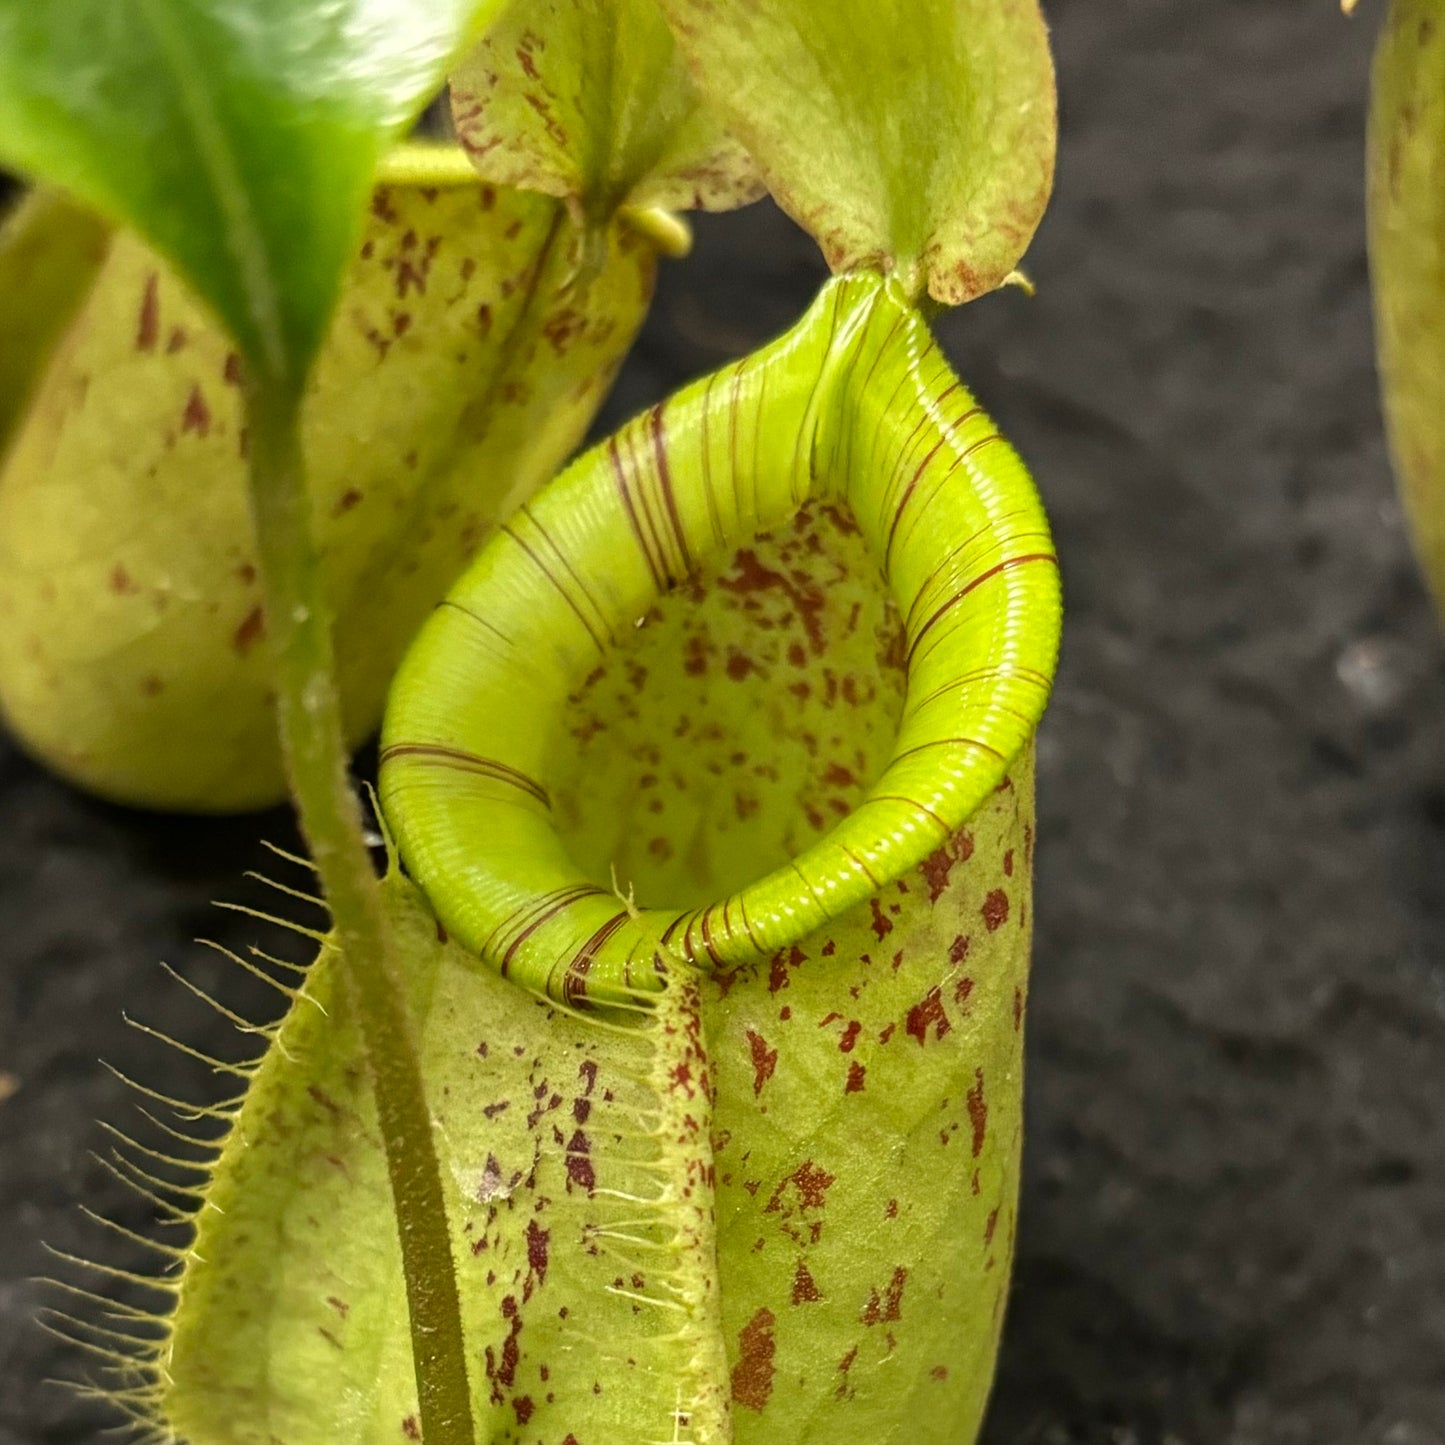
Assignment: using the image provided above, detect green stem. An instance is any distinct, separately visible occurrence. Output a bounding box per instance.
[245,381,476,1445]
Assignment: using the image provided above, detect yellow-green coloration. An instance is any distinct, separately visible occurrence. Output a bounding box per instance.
[0,0,511,391]
[450,0,765,252]
[365,271,1054,1436]
[0,187,111,460]
[131,767,1033,1442]
[523,497,1038,1435]
[105,275,1053,1444]
[707,759,1033,1439]
[20,1,1063,1436]
[0,161,656,810]
[658,0,1055,304]
[381,274,1058,999]
[1368,0,1445,615]
[94,869,728,1444]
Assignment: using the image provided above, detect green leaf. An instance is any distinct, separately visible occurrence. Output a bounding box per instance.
[0,164,657,811]
[658,0,1057,303]
[0,0,505,390]
[1368,0,1445,614]
[449,0,764,232]
[0,187,110,461]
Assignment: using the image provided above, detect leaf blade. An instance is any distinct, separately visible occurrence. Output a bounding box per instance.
[658,0,1057,303]
[449,0,763,228]
[0,0,505,384]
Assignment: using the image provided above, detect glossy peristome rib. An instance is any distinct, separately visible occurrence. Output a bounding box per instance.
[381,271,1061,1002]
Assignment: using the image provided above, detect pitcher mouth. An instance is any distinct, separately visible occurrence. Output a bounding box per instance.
[379,273,1061,1003]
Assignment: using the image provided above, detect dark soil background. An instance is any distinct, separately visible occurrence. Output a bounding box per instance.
[4,2,1444,1442]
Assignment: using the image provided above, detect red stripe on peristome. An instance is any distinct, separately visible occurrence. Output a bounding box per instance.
[906,553,1058,667]
[878,382,963,526]
[649,403,694,579]
[901,514,1038,631]
[882,434,951,566]
[840,846,882,890]
[609,435,664,591]
[378,743,551,808]
[787,288,848,501]
[568,911,630,980]
[868,793,955,837]
[736,894,764,952]
[521,506,615,649]
[885,426,995,572]
[438,598,513,645]
[697,370,725,548]
[727,364,744,521]
[500,884,607,974]
[625,422,677,588]
[698,909,724,968]
[905,662,1057,717]
[660,912,700,959]
[502,522,608,655]
[894,735,1008,765]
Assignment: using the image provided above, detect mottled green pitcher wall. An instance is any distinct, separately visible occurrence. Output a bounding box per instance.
[371,274,1056,1437]
[704,761,1029,1439]
[137,275,1056,1441]
[544,504,1033,1438]
[1368,0,1445,618]
[158,499,1038,1444]
[0,179,654,810]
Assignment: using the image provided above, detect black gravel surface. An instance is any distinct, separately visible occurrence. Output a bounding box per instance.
[3,3,1443,1442]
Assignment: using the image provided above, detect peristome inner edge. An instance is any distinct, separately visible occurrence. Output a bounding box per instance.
[379,272,1061,1002]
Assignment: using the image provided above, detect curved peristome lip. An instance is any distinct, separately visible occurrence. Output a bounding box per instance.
[380,272,1061,1003]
